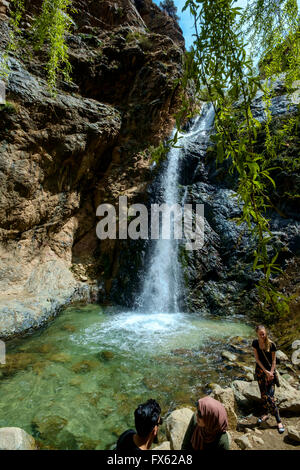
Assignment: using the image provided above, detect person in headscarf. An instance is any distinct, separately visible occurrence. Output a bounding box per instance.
[181,396,230,451]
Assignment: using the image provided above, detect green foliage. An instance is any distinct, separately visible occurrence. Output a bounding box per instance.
[181,0,299,320]
[126,31,152,50]
[2,0,76,90]
[149,132,183,165]
[0,0,25,81]
[0,101,18,114]
[32,0,76,90]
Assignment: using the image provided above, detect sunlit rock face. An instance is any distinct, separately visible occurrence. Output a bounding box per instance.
[0,0,185,338]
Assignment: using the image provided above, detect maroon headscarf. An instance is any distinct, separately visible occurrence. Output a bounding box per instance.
[191,396,228,450]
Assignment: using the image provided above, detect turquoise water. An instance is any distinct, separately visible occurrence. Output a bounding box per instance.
[0,304,254,449]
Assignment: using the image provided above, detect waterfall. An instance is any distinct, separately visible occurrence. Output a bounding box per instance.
[135,103,215,314]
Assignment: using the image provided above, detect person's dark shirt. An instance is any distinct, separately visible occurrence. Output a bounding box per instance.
[252,339,276,371]
[116,429,141,452]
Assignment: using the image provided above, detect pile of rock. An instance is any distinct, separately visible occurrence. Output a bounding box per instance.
[154,340,300,451]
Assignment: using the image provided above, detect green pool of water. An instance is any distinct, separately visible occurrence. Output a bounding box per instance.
[0,304,254,449]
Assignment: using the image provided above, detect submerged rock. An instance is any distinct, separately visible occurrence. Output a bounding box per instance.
[71,360,99,374]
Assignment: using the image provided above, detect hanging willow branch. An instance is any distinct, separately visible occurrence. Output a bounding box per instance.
[180,0,299,320]
[1,0,75,90]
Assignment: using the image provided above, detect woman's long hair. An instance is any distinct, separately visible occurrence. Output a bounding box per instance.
[255,325,273,352]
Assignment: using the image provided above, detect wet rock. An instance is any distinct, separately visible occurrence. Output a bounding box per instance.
[31,414,78,450]
[165,408,194,450]
[34,344,54,354]
[2,352,35,377]
[222,351,238,362]
[71,360,99,374]
[69,377,82,387]
[49,353,72,363]
[32,415,68,442]
[98,350,115,361]
[61,324,77,332]
[0,427,37,450]
[77,437,102,450]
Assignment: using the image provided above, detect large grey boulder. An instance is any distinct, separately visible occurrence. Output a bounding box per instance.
[0,257,95,339]
[274,376,300,413]
[232,375,300,414]
[210,385,238,431]
[231,380,261,407]
[165,408,194,450]
[0,427,37,450]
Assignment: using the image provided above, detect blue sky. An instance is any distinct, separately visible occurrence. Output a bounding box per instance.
[152,0,248,50]
[152,0,299,50]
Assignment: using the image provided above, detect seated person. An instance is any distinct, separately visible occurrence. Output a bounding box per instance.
[181,396,230,451]
[116,398,162,451]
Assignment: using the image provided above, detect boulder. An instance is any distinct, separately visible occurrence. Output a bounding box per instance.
[286,426,300,443]
[234,435,252,450]
[210,385,238,431]
[291,348,300,366]
[291,340,300,350]
[274,375,300,414]
[221,351,237,362]
[231,380,261,407]
[165,408,194,450]
[276,350,289,362]
[0,427,37,450]
[153,441,171,450]
[232,376,300,414]
[251,435,264,445]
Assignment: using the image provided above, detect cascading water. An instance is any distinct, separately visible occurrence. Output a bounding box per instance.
[135,103,215,314]
[0,103,254,450]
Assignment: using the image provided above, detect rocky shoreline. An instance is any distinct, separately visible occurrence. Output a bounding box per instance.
[155,338,300,451]
[0,336,299,450]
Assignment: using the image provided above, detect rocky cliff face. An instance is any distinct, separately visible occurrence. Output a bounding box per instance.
[0,0,185,338]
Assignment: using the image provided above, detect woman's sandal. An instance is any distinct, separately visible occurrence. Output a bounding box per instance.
[257,415,269,424]
[277,423,285,434]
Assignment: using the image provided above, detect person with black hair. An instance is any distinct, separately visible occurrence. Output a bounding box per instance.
[116,399,162,451]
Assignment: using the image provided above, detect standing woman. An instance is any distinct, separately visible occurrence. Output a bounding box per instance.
[252,325,284,434]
